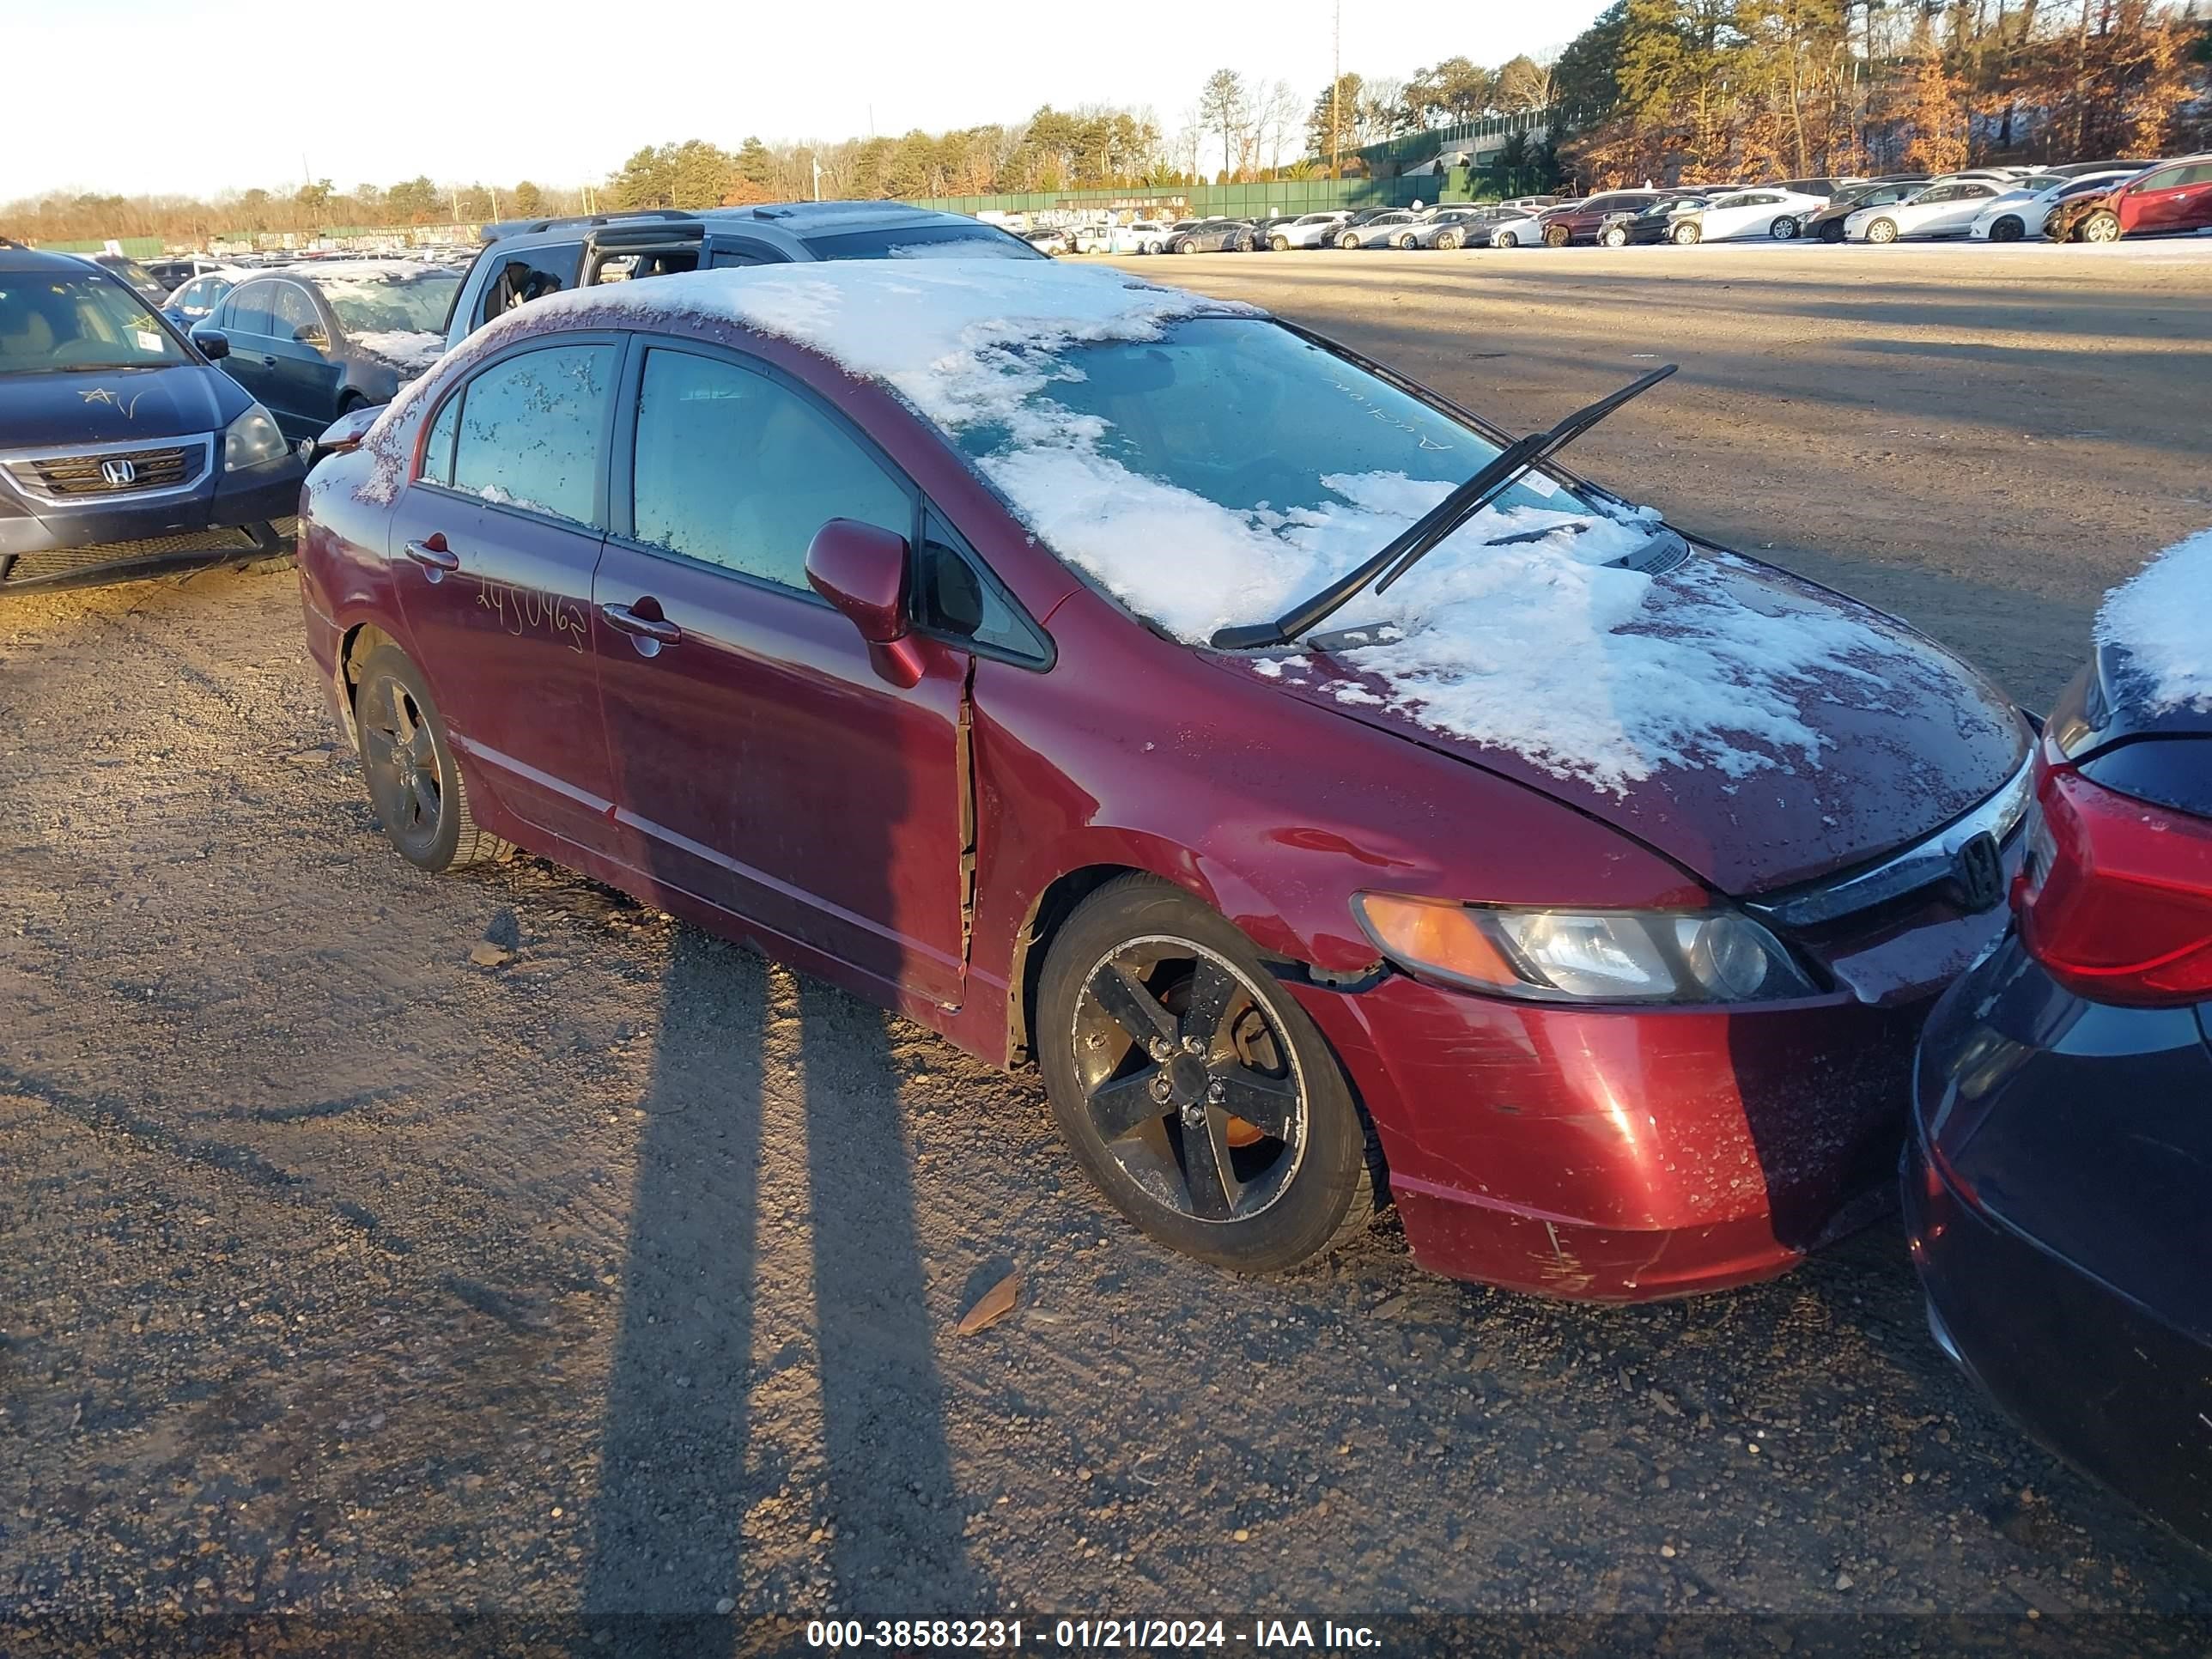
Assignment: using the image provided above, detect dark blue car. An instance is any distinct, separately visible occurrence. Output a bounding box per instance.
[1907,615,2212,1556]
[0,242,303,592]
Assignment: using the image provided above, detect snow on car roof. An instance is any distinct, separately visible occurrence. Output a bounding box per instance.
[368,259,1900,792]
[2095,527,2212,711]
[291,260,450,283]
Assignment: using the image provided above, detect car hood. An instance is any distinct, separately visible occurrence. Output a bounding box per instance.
[1231,546,2030,897]
[0,362,236,451]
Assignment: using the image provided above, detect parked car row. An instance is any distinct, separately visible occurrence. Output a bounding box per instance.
[1014,155,2211,258]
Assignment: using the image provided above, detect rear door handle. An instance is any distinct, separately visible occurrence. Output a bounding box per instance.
[261,355,278,367]
[404,534,459,578]
[599,602,683,646]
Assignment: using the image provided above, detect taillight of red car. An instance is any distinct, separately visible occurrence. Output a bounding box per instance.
[2013,747,2212,1005]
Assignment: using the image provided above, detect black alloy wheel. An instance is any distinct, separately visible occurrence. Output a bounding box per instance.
[1038,877,1374,1273]
[353,644,509,873]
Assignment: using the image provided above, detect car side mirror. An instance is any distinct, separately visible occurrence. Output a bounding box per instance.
[806,518,925,686]
[310,402,383,460]
[294,324,330,350]
[191,328,230,361]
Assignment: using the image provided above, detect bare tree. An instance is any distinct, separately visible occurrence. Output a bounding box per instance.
[1198,68,1249,179]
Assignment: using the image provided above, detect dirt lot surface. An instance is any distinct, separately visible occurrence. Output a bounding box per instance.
[4,241,2210,1655]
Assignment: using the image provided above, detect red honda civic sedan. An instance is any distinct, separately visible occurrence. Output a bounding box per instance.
[296,259,2030,1300]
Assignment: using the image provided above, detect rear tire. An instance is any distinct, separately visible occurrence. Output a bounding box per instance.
[353,644,513,874]
[1036,875,1376,1274]
[1770,216,1799,239]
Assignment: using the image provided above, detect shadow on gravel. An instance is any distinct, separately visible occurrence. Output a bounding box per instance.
[580,845,981,1644]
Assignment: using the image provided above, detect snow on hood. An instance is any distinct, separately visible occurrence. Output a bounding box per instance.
[349,328,445,372]
[355,260,1913,793]
[2094,526,2212,712]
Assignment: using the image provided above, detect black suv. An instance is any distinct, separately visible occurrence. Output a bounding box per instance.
[440,201,1042,352]
[0,242,304,593]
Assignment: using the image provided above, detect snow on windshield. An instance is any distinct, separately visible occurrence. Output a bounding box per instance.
[371,259,1901,792]
[2095,526,2212,712]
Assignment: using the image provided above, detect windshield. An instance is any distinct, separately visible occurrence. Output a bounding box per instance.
[100,257,163,296]
[313,271,459,335]
[946,317,1607,638]
[0,270,192,373]
[806,222,1042,261]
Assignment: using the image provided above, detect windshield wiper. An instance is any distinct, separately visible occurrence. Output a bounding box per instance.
[1211,363,1677,652]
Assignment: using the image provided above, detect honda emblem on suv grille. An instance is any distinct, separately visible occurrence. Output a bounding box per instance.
[1950,830,2004,913]
[100,458,137,487]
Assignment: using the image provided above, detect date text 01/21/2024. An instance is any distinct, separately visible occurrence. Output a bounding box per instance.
[804,1620,1383,1650]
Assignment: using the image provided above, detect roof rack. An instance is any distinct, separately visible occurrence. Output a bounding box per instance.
[478,209,694,244]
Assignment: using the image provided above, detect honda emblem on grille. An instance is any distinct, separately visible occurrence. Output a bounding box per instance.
[1951,831,2004,913]
[100,458,137,487]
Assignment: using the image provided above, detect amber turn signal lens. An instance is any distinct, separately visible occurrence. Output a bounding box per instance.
[1352,893,1523,991]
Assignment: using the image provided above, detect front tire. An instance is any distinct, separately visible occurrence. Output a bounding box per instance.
[1599,224,1628,247]
[1036,876,1376,1274]
[1543,223,1571,247]
[1434,229,1462,250]
[1492,229,1518,248]
[1818,218,1845,243]
[2080,210,2122,244]
[1336,231,1360,250]
[1270,234,1290,251]
[1990,216,2024,242]
[1865,217,1899,245]
[353,645,512,873]
[1671,221,1701,246]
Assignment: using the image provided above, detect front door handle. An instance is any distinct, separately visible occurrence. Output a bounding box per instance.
[404,534,459,580]
[261,355,278,368]
[600,601,683,647]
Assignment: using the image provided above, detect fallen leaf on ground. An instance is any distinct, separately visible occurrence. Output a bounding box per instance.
[956,1272,1020,1335]
[468,943,513,969]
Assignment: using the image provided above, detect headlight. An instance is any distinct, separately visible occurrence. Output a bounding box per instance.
[222,404,288,471]
[1351,893,1819,1005]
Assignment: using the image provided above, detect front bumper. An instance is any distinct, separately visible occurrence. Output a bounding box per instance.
[1288,967,1937,1301]
[0,460,303,593]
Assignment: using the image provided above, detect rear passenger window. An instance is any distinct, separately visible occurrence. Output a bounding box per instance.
[629,348,908,590]
[225,283,280,336]
[449,343,614,526]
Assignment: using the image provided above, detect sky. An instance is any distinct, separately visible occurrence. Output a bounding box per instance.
[5,0,1607,201]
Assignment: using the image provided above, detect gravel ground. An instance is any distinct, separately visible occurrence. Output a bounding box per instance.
[3,240,2210,1656]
